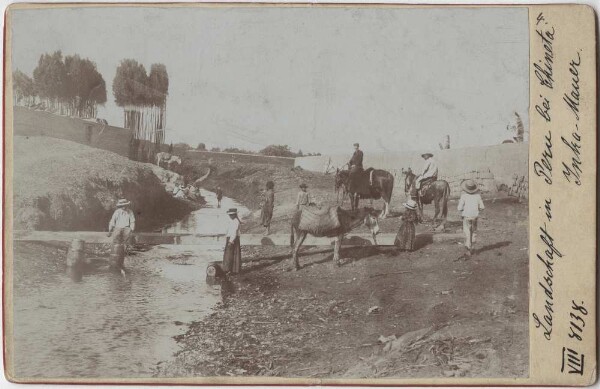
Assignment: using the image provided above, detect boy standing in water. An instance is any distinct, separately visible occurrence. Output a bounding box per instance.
[457,179,484,257]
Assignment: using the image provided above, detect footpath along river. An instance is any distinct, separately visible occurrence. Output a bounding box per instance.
[12,190,250,379]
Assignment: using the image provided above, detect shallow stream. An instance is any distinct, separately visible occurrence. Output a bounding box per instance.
[12,189,250,378]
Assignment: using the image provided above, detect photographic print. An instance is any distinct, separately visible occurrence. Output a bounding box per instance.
[2,3,596,385]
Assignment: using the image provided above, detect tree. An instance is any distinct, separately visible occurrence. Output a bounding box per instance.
[113,59,169,160]
[64,55,107,118]
[12,69,36,106]
[259,144,295,157]
[33,51,68,113]
[196,143,206,151]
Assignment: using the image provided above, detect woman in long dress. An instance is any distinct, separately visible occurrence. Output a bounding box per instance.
[395,200,418,251]
[223,208,242,275]
[260,181,275,235]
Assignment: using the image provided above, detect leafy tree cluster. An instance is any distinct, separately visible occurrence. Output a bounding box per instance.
[13,51,107,118]
[113,59,169,161]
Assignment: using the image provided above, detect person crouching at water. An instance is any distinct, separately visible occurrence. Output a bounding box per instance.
[394,199,418,251]
[107,198,136,249]
[223,208,242,275]
[260,181,275,235]
[457,179,485,257]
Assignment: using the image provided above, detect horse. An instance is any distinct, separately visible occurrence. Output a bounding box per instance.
[156,152,172,167]
[290,206,379,270]
[334,168,394,218]
[402,168,450,230]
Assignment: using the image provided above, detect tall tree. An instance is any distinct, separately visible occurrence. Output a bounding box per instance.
[33,51,68,112]
[12,69,36,106]
[113,59,169,161]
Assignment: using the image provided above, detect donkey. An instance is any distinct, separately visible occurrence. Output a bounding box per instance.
[290,207,379,270]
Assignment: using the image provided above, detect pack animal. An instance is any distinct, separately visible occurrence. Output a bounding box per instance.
[403,168,450,230]
[290,206,379,270]
[334,168,394,218]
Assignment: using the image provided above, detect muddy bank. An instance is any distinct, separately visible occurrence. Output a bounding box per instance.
[13,136,200,232]
[155,199,528,379]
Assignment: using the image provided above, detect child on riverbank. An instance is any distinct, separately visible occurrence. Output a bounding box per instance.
[457,179,485,257]
[260,181,275,235]
[394,199,418,251]
[223,208,242,275]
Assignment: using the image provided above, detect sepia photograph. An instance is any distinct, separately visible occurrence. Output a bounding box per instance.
[5,4,532,382]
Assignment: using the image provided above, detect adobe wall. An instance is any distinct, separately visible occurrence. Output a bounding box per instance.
[295,143,529,197]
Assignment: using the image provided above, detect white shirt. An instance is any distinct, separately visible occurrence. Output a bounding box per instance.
[457,193,485,218]
[109,208,136,231]
[421,158,439,179]
[225,217,241,241]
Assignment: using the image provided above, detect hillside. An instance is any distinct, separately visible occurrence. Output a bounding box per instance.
[12,136,196,231]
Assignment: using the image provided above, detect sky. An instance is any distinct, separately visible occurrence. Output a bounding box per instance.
[10,6,529,154]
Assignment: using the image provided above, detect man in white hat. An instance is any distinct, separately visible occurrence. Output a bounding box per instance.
[107,198,136,246]
[415,153,438,194]
[457,179,484,257]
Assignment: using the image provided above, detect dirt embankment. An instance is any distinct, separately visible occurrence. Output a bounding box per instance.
[13,136,199,232]
[177,156,397,234]
[156,198,528,379]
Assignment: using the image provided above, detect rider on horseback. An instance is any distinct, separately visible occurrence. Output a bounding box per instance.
[348,143,364,191]
[415,153,438,196]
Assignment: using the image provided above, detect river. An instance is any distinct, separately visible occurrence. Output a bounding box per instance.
[12,189,250,379]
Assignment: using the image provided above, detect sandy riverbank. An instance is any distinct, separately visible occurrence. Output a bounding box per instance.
[154,188,529,379]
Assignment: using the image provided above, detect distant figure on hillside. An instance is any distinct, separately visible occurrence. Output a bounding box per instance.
[296,183,311,210]
[394,199,418,251]
[348,143,364,193]
[458,179,485,258]
[260,181,275,235]
[107,199,136,248]
[222,208,242,275]
[415,153,438,194]
[216,186,223,208]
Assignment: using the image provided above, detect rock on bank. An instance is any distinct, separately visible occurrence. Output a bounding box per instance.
[13,136,197,231]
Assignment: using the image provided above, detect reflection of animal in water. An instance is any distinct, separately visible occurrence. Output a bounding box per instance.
[402,168,450,230]
[334,168,394,218]
[290,206,379,270]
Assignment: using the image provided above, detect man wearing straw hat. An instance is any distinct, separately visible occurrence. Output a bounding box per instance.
[457,179,485,257]
[415,152,438,194]
[107,198,136,246]
[223,208,242,275]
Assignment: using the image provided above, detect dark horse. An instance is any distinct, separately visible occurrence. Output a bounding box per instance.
[402,168,450,230]
[335,168,394,218]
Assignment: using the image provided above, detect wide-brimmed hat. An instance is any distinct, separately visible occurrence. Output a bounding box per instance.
[116,199,131,207]
[226,208,238,215]
[403,200,418,210]
[353,143,360,147]
[421,153,434,159]
[299,183,308,189]
[461,179,479,194]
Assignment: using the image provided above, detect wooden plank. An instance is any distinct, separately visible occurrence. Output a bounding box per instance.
[13,230,464,246]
